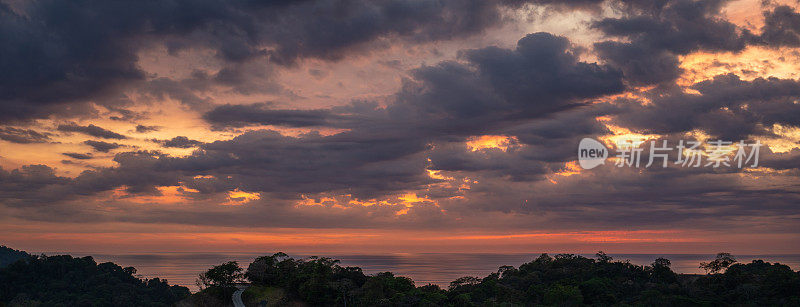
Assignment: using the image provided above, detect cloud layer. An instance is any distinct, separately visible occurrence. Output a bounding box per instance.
[1,0,800,252]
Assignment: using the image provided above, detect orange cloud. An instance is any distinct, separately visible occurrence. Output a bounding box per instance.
[466,135,519,152]
[110,185,198,204]
[294,191,441,216]
[224,189,261,206]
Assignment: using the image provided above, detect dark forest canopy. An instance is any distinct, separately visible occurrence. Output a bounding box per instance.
[0,245,29,268]
[188,251,800,306]
[0,253,190,306]
[1,247,799,306]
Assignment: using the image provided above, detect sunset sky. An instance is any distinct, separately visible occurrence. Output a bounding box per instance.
[1,0,800,255]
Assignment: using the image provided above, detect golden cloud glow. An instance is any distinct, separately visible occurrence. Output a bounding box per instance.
[224,189,261,206]
[294,192,440,216]
[297,194,386,208]
[757,124,800,153]
[466,135,519,152]
[557,161,581,177]
[427,169,454,180]
[548,161,582,184]
[679,46,800,86]
[596,117,661,150]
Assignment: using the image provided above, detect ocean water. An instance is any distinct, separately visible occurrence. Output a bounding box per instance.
[60,252,800,292]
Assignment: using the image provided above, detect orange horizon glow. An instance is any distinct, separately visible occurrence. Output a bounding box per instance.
[2,219,798,255]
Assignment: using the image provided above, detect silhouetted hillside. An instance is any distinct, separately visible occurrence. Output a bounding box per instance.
[2,248,798,306]
[189,252,800,306]
[0,253,190,306]
[0,245,30,268]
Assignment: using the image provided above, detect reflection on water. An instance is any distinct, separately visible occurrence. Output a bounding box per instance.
[60,252,800,292]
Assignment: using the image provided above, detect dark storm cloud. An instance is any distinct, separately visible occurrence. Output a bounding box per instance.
[462,33,623,110]
[364,32,623,137]
[760,147,800,170]
[0,151,187,208]
[593,0,752,85]
[595,0,749,53]
[0,0,531,122]
[177,130,432,198]
[155,136,204,148]
[252,0,504,65]
[62,152,93,160]
[611,74,800,140]
[427,142,548,181]
[585,178,796,229]
[57,123,127,139]
[110,148,800,231]
[72,151,185,195]
[521,170,800,231]
[508,106,612,145]
[5,134,800,231]
[0,131,425,207]
[757,5,800,47]
[429,130,800,232]
[203,103,338,128]
[1,32,624,206]
[191,32,619,195]
[593,42,683,85]
[0,165,69,203]
[0,127,51,144]
[425,106,613,181]
[0,1,145,122]
[190,32,624,195]
[203,32,624,132]
[84,140,123,153]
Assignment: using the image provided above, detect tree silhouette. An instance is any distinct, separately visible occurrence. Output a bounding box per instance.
[700,252,737,274]
[197,261,244,289]
[653,257,671,268]
[595,251,613,263]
